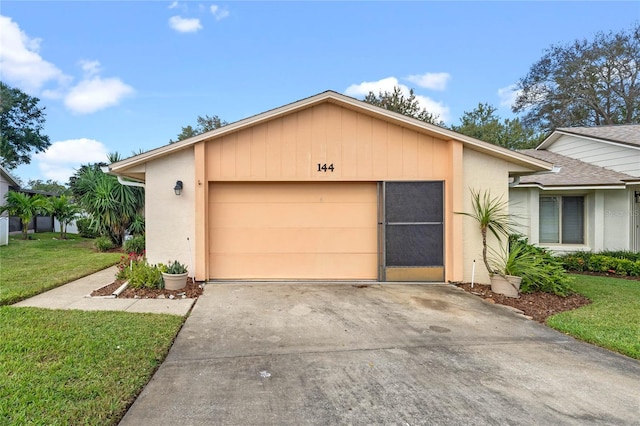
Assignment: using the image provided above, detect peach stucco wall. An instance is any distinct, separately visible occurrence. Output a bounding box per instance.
[193,102,465,281]
[461,148,520,284]
[145,148,196,273]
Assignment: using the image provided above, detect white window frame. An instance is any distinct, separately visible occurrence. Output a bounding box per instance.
[539,195,585,245]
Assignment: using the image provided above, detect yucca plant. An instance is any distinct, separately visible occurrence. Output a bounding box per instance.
[456,188,514,276]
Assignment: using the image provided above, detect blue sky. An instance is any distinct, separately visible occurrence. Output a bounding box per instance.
[2,1,639,184]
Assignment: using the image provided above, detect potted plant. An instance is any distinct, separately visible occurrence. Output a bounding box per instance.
[161,260,189,290]
[456,189,520,297]
[487,239,536,298]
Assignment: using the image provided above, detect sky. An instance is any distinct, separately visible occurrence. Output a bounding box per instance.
[2,1,639,185]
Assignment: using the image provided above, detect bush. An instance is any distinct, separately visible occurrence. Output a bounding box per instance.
[128,261,163,289]
[77,217,98,238]
[587,254,616,273]
[123,235,145,255]
[116,252,144,280]
[559,251,640,277]
[94,236,114,252]
[508,235,573,296]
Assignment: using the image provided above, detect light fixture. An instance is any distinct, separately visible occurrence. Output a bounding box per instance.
[635,191,640,204]
[174,180,183,196]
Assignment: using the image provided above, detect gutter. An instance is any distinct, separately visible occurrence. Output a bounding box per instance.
[117,175,145,188]
[101,166,146,188]
[509,166,561,187]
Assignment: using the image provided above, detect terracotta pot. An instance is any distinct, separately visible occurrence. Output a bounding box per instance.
[490,274,522,298]
[162,272,188,290]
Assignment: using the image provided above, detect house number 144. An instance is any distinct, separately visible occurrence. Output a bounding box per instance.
[317,163,335,172]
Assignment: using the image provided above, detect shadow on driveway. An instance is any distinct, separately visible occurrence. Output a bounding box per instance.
[120,284,640,425]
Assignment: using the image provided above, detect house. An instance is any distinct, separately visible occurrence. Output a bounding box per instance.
[108,91,552,283]
[0,164,20,245]
[510,124,640,253]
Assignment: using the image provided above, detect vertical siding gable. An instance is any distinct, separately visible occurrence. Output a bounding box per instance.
[204,102,451,181]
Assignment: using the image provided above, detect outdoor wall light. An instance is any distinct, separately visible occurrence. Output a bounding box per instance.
[174,180,183,196]
[635,191,640,204]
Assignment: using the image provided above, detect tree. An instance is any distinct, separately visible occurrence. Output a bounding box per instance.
[0,191,50,240]
[49,195,81,239]
[170,114,228,143]
[70,155,144,245]
[26,179,70,196]
[363,86,444,126]
[451,103,542,150]
[0,82,51,169]
[513,24,640,133]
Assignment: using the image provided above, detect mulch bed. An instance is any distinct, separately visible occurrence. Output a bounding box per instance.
[91,278,204,299]
[454,282,591,323]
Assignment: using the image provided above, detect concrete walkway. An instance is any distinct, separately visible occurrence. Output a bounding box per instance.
[13,266,196,316]
[120,283,640,425]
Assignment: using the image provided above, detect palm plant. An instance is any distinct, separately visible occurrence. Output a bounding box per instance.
[0,191,51,240]
[49,195,82,239]
[456,188,513,275]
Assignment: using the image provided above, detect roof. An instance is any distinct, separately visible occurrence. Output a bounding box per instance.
[516,149,640,189]
[0,164,20,188]
[109,90,553,179]
[538,124,640,150]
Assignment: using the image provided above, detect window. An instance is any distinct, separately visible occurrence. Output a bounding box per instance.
[539,196,584,244]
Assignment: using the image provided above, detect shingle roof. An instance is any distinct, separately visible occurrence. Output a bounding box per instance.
[555,124,640,147]
[517,149,640,187]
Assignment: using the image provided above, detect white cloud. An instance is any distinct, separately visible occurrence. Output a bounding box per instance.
[210,5,230,20]
[406,72,451,91]
[169,15,202,33]
[498,84,520,107]
[79,59,101,77]
[168,1,179,9]
[65,76,134,114]
[35,138,109,182]
[345,77,450,122]
[0,15,66,93]
[345,77,401,97]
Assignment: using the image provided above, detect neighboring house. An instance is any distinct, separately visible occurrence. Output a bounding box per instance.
[510,124,640,253]
[0,165,20,245]
[108,91,552,284]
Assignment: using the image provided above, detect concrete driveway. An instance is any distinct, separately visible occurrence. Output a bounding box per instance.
[120,284,640,425]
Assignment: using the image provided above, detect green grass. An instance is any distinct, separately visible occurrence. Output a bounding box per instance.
[547,274,640,359]
[0,232,122,305]
[0,307,184,425]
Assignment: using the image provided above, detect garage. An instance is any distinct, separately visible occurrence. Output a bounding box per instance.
[208,181,378,280]
[108,91,553,284]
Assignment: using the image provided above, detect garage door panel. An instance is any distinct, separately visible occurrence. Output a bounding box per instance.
[210,253,378,280]
[210,227,377,254]
[209,202,377,229]
[208,182,378,280]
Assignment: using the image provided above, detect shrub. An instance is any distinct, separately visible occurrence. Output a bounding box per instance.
[94,236,114,252]
[123,235,145,255]
[116,252,145,280]
[587,255,616,273]
[77,217,98,238]
[128,260,163,289]
[508,235,573,297]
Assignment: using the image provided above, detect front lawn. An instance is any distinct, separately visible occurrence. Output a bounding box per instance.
[0,307,184,425]
[547,274,640,359]
[0,232,121,305]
